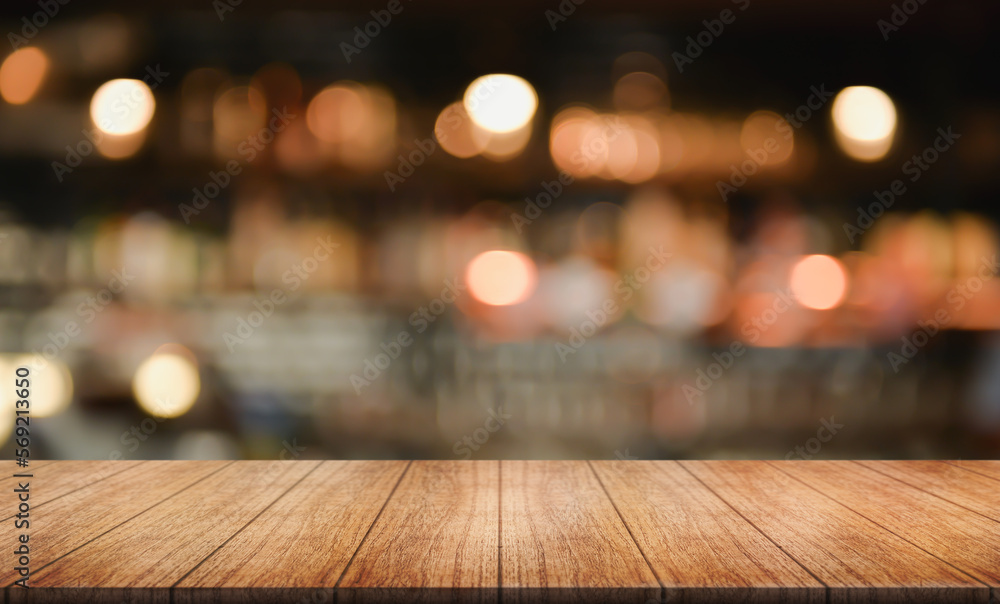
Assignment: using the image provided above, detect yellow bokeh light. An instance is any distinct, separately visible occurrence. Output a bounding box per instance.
[463,74,538,134]
[790,254,848,310]
[0,47,48,105]
[466,250,538,306]
[832,86,896,161]
[0,355,73,420]
[132,351,201,418]
[90,79,156,135]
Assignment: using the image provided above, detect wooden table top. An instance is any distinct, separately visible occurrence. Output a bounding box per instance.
[3,460,999,603]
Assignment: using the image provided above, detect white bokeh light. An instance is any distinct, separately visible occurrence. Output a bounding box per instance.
[90,79,156,135]
[463,74,538,134]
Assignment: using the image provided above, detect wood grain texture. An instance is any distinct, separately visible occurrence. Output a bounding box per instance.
[4,460,1000,604]
[592,460,825,604]
[336,460,497,604]
[12,460,320,604]
[681,460,987,603]
[174,460,407,604]
[772,461,1000,590]
[944,460,1000,482]
[500,460,659,604]
[0,460,229,588]
[0,460,146,521]
[856,460,1000,522]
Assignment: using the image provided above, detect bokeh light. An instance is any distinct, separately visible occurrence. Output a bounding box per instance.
[832,86,897,161]
[463,74,538,134]
[0,355,74,420]
[790,254,848,310]
[435,101,482,158]
[0,47,48,105]
[466,250,538,306]
[90,79,156,135]
[132,350,201,418]
[740,110,794,165]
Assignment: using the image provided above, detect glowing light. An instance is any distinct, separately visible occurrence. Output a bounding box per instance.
[832,86,896,161]
[472,121,532,161]
[3,356,73,418]
[613,72,667,111]
[466,250,537,306]
[305,82,397,169]
[90,79,156,135]
[463,74,537,134]
[306,84,366,144]
[96,131,146,159]
[0,48,48,104]
[790,254,848,310]
[740,110,793,165]
[132,351,200,418]
[435,101,481,158]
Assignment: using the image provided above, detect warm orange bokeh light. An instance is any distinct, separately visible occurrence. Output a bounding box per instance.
[790,254,848,310]
[0,47,48,104]
[466,250,537,306]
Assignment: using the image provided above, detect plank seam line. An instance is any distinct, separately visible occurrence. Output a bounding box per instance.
[852,461,1000,525]
[764,460,993,592]
[331,459,414,594]
[941,461,1000,484]
[674,461,831,603]
[497,460,502,604]
[4,460,236,588]
[170,459,327,591]
[587,460,665,603]
[0,460,153,524]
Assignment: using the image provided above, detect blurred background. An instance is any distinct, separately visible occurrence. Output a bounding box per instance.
[1,0,999,461]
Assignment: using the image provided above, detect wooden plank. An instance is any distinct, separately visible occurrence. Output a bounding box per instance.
[944,460,1000,482]
[856,460,1000,522]
[337,460,496,604]
[0,460,146,521]
[499,460,659,604]
[0,460,230,588]
[592,460,825,603]
[174,460,408,604]
[680,460,987,603]
[773,461,1000,590]
[12,460,321,604]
